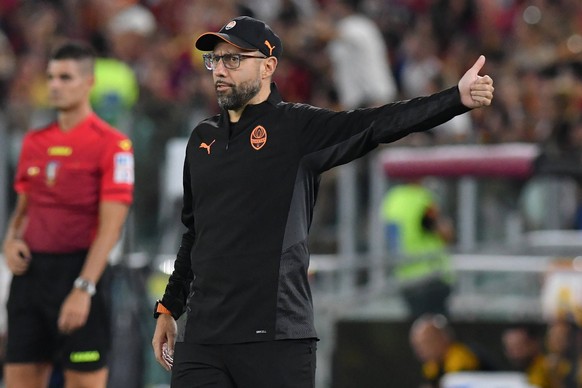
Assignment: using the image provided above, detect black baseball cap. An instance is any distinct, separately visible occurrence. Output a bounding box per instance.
[195,16,283,59]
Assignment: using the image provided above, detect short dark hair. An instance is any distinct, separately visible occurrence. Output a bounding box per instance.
[50,41,96,74]
[51,41,96,61]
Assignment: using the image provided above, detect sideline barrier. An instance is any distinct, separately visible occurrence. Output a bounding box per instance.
[380,143,539,179]
[442,372,534,388]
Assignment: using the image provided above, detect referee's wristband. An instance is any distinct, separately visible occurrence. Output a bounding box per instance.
[153,300,172,319]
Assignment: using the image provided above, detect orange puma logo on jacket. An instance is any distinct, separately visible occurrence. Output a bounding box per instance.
[199,140,216,155]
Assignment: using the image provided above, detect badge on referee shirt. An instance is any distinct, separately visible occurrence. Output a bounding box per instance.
[46,161,60,186]
[113,152,134,184]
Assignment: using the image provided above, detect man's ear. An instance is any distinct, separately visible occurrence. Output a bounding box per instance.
[262,57,278,78]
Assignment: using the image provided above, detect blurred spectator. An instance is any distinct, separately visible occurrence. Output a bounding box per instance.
[4,2,65,136]
[90,57,139,127]
[380,179,455,318]
[242,0,315,22]
[302,0,400,256]
[410,314,498,388]
[11,2,63,56]
[270,4,318,104]
[502,325,552,388]
[429,0,478,55]
[131,45,191,252]
[0,31,15,104]
[105,3,157,67]
[544,319,578,387]
[396,15,441,99]
[6,53,52,136]
[314,0,397,109]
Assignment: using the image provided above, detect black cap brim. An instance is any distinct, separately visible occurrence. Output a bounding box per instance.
[195,32,258,52]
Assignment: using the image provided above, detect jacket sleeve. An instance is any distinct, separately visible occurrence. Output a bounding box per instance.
[369,86,470,143]
[296,86,469,172]
[160,141,195,320]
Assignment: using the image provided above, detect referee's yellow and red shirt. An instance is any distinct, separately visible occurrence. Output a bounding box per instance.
[14,112,134,253]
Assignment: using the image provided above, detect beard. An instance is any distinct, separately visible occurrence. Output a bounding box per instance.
[216,77,261,110]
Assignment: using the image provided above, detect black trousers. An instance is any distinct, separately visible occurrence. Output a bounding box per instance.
[171,339,317,388]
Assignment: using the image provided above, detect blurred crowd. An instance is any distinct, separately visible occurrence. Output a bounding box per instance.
[410,314,582,388]
[1,0,582,251]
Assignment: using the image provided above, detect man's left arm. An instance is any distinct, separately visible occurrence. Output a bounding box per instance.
[369,55,493,144]
[57,201,129,334]
[296,56,493,171]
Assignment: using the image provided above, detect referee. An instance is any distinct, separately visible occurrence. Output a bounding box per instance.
[2,41,134,387]
[151,16,494,387]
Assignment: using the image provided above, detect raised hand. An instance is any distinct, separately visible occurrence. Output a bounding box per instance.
[458,55,494,108]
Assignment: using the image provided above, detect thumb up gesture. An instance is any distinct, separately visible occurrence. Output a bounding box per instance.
[458,55,494,108]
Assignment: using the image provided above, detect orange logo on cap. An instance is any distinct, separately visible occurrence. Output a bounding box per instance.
[250,126,267,150]
[225,21,236,30]
[264,40,275,56]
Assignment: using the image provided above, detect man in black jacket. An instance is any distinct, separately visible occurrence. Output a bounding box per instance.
[151,16,494,388]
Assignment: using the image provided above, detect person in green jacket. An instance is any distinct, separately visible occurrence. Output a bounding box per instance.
[380,180,455,318]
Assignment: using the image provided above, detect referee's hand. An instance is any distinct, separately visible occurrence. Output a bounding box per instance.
[2,238,31,275]
[58,289,91,334]
[152,314,177,371]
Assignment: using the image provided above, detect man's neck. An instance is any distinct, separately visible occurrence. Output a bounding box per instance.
[228,107,245,123]
[228,82,272,123]
[58,105,93,132]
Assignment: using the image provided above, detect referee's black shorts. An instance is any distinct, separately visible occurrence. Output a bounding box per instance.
[171,339,317,388]
[5,251,112,371]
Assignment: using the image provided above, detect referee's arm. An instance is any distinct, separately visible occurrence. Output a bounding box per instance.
[57,201,129,334]
[2,193,31,275]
